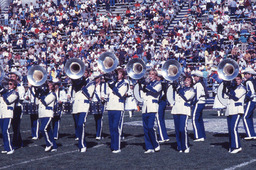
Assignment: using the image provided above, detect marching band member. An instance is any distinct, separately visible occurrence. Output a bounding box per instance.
[156,71,169,143]
[90,72,106,140]
[171,76,195,153]
[191,70,207,141]
[124,80,137,118]
[241,67,256,140]
[35,81,57,152]
[9,70,25,149]
[52,78,67,140]
[25,86,39,140]
[140,69,162,153]
[0,79,19,154]
[223,74,246,154]
[70,69,95,152]
[105,68,128,153]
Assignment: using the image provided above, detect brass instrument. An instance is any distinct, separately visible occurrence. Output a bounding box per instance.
[98,52,119,73]
[27,65,47,86]
[126,58,146,80]
[64,58,86,79]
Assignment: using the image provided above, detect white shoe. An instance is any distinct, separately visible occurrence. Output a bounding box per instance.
[45,145,52,152]
[244,137,254,140]
[1,151,7,154]
[112,150,121,153]
[165,139,170,142]
[54,137,58,140]
[75,138,79,141]
[80,147,87,153]
[32,137,38,140]
[96,137,101,140]
[158,140,165,143]
[7,150,14,155]
[184,148,190,153]
[230,147,242,154]
[179,150,183,153]
[51,149,57,152]
[194,138,205,142]
[144,149,155,154]
[154,146,160,152]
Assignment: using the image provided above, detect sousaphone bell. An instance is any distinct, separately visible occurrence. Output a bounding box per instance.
[98,52,119,73]
[27,65,47,86]
[126,58,146,80]
[217,58,239,106]
[64,58,86,80]
[126,58,146,103]
[161,59,182,106]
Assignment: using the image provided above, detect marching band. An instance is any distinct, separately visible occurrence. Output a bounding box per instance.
[1,52,256,155]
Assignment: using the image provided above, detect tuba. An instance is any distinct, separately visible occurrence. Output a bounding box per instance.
[27,65,48,86]
[64,58,86,80]
[161,59,182,82]
[217,59,239,106]
[97,52,119,73]
[161,59,182,106]
[126,58,146,80]
[127,58,146,103]
[217,58,239,81]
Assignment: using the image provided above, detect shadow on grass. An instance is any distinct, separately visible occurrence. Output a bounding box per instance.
[210,142,229,150]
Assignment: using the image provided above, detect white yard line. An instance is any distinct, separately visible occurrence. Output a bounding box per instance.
[224,159,256,170]
[0,137,137,169]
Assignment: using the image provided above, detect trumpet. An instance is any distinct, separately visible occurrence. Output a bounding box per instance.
[64,58,86,80]
[126,58,146,80]
[97,52,119,73]
[27,65,48,86]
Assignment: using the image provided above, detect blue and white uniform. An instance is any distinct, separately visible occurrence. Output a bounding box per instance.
[243,77,256,138]
[0,89,18,153]
[25,87,39,139]
[52,88,67,139]
[106,79,128,152]
[192,80,207,140]
[171,86,195,152]
[156,80,169,142]
[12,83,25,149]
[90,81,107,139]
[71,77,95,151]
[225,84,246,151]
[140,80,162,151]
[38,90,57,151]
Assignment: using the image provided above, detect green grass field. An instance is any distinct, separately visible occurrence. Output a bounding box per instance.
[1,110,256,169]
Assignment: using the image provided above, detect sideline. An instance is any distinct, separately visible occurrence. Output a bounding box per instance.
[0,137,137,169]
[224,159,256,170]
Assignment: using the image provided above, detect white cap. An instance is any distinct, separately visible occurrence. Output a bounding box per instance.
[191,70,204,77]
[241,67,256,75]
[10,68,22,80]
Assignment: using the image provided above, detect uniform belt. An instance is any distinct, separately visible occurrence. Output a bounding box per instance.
[184,103,190,107]
[46,106,53,110]
[119,99,125,103]
[7,106,13,110]
[235,103,242,106]
[84,100,90,103]
[152,100,158,103]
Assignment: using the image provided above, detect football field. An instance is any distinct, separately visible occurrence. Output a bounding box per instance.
[1,110,256,169]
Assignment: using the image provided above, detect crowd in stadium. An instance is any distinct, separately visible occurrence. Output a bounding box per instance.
[0,0,255,87]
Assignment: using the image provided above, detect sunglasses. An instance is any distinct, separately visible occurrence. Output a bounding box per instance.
[9,83,13,85]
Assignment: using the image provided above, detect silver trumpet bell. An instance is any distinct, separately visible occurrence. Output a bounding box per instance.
[161,59,182,81]
[98,52,119,73]
[0,66,5,82]
[27,65,48,86]
[64,58,86,80]
[217,58,239,81]
[126,58,146,79]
